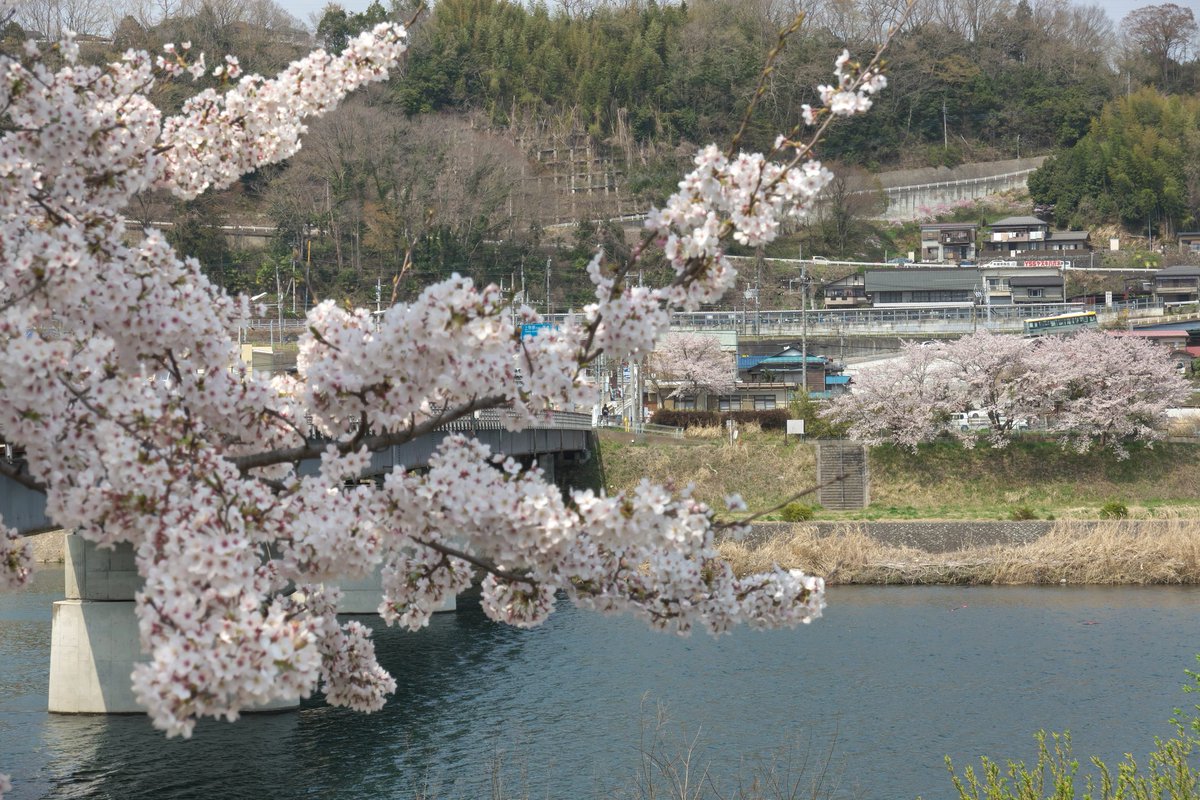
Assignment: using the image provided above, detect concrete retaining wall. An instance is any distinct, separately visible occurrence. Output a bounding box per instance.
[740,519,1192,554]
[28,529,66,562]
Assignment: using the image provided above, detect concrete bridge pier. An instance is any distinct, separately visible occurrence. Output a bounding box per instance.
[333,565,458,615]
[536,452,556,484]
[48,533,299,714]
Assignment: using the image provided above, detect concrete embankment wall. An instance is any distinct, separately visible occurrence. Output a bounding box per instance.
[28,529,65,562]
[741,520,1188,554]
[874,156,1048,221]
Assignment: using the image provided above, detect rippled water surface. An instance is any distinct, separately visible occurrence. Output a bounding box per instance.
[2,568,1199,799]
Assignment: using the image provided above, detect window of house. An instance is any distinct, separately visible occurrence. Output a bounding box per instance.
[877,291,903,303]
[1027,288,1043,298]
[718,396,741,411]
[753,395,776,410]
[676,396,697,410]
[911,290,969,303]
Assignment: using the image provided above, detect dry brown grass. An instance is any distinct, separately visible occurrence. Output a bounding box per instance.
[717,518,1200,585]
[601,434,817,512]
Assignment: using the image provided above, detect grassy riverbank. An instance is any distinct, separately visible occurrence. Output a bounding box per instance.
[718,519,1200,584]
[596,428,1200,521]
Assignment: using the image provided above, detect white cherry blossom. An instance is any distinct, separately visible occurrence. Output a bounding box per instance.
[0,18,886,758]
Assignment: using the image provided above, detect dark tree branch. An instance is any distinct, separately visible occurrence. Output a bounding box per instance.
[0,459,46,493]
[230,393,507,473]
[414,537,533,585]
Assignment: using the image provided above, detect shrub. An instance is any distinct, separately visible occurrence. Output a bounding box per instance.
[1099,500,1129,519]
[650,409,720,429]
[729,409,789,431]
[649,409,789,431]
[1010,506,1038,521]
[780,502,815,522]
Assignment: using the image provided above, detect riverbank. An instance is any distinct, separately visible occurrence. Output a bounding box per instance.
[720,518,1200,584]
[597,429,1200,520]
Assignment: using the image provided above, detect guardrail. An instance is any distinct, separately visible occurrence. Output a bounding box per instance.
[441,409,595,432]
[596,419,684,438]
[876,167,1041,195]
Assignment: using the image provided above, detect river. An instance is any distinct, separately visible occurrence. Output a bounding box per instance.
[2,567,1198,799]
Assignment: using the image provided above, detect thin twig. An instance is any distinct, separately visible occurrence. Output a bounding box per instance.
[711,472,847,531]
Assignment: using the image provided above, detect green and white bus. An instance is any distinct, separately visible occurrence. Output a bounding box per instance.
[1023,310,1098,336]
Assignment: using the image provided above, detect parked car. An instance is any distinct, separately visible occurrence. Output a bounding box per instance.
[886,257,912,265]
[949,411,989,431]
[948,411,1029,432]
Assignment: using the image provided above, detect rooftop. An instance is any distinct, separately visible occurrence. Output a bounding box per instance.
[1157,264,1200,277]
[989,216,1047,228]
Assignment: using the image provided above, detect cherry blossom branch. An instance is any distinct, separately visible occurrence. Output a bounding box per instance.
[727,12,807,158]
[414,537,532,584]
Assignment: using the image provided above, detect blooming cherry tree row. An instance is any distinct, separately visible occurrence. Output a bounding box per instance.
[0,5,890,789]
[646,332,737,403]
[822,330,1191,455]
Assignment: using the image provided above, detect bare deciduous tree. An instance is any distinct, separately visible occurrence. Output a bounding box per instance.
[1121,2,1198,91]
[16,0,112,37]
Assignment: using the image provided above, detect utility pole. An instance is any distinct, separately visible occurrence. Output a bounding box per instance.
[754,246,763,335]
[545,256,551,316]
[943,97,949,150]
[274,258,282,328]
[801,265,809,398]
[303,233,311,313]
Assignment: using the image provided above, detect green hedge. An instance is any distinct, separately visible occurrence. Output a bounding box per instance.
[650,409,790,431]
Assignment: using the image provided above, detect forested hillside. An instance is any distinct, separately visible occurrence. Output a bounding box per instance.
[388,0,1126,167]
[9,0,1197,305]
[1030,90,1200,238]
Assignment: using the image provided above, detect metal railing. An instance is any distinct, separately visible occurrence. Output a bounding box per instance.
[876,167,1041,196]
[595,418,684,438]
[664,303,1091,334]
[440,409,594,432]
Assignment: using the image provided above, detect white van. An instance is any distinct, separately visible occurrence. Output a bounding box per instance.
[948,411,990,432]
[948,411,1030,432]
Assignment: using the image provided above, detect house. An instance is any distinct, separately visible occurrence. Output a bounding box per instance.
[865,268,980,306]
[1108,328,1200,373]
[1154,264,1200,305]
[738,347,830,389]
[1179,232,1200,255]
[657,346,845,411]
[1007,273,1065,303]
[981,216,1090,259]
[820,272,869,308]
[919,222,977,263]
[866,267,1064,308]
[982,268,1065,305]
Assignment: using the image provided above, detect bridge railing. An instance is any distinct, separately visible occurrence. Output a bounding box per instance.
[440,408,595,432]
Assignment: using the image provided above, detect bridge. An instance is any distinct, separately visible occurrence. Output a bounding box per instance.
[540,301,1197,339]
[3,409,595,536]
[8,409,596,716]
